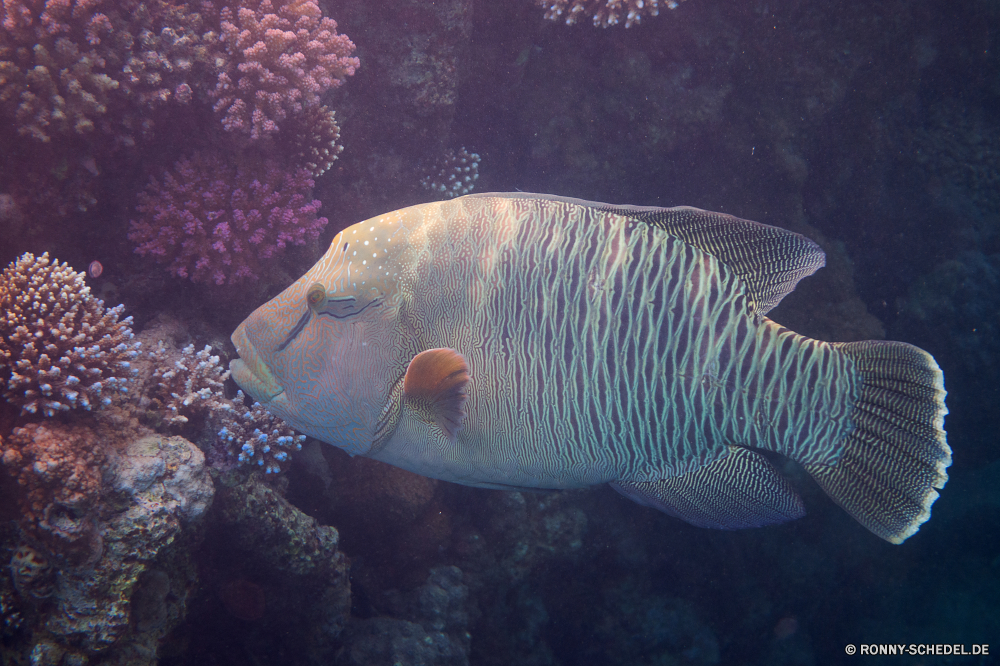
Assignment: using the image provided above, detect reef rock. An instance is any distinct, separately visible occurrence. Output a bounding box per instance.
[337,566,473,666]
[5,432,213,665]
[212,472,351,659]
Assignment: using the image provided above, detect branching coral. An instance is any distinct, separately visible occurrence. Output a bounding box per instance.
[0,0,224,142]
[125,332,304,472]
[0,0,120,142]
[538,0,686,28]
[219,390,304,473]
[210,0,359,139]
[0,252,140,416]
[141,341,231,426]
[128,151,329,285]
[2,0,357,228]
[114,2,222,111]
[285,104,343,176]
[421,147,480,199]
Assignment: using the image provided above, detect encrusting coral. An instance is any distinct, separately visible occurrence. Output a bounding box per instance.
[1,422,106,558]
[0,252,141,417]
[1,426,217,660]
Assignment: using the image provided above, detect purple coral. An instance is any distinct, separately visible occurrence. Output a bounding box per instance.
[210,0,359,139]
[128,152,328,285]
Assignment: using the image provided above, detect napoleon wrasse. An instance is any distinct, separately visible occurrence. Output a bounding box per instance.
[231,193,950,544]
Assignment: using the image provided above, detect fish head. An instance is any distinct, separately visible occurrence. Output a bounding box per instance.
[231,220,410,455]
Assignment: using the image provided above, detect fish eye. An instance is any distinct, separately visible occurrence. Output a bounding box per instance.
[307,283,327,310]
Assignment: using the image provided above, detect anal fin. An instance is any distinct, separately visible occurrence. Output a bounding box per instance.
[611,447,805,530]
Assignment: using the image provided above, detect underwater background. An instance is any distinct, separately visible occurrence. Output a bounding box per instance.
[1,0,997,664]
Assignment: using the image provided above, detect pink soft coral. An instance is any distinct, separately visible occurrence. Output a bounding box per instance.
[128,152,329,285]
[210,0,359,139]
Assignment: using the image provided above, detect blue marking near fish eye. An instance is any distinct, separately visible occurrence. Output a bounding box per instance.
[276,309,312,352]
[318,297,383,320]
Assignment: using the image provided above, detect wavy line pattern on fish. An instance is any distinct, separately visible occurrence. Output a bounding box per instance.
[231,193,949,544]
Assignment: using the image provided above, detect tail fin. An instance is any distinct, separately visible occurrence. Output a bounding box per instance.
[803,340,950,544]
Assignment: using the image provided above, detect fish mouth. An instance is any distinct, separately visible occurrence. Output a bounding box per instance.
[230,325,284,403]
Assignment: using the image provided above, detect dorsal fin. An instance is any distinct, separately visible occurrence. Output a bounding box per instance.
[603,204,826,317]
[465,193,827,317]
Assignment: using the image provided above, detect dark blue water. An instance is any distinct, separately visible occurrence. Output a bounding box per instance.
[1,0,997,664]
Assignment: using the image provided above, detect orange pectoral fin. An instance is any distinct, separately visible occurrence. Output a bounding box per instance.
[403,348,471,439]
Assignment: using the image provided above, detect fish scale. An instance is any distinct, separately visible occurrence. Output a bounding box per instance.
[231,192,950,543]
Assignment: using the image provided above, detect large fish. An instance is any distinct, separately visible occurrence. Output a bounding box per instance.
[230,193,950,543]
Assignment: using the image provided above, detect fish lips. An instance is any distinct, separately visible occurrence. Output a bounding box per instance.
[230,325,284,404]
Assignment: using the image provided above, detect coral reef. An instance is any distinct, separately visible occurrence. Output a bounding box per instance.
[590,579,720,665]
[2,1,997,665]
[139,340,231,427]
[0,0,355,242]
[209,0,358,139]
[286,104,343,176]
[0,252,140,416]
[223,391,305,472]
[128,152,329,285]
[421,147,480,199]
[125,325,305,471]
[209,472,350,659]
[0,0,222,143]
[337,566,473,666]
[538,0,686,28]
[1,0,356,142]
[1,423,105,558]
[9,543,55,600]
[316,0,472,217]
[0,0,120,142]
[113,3,220,112]
[2,428,213,663]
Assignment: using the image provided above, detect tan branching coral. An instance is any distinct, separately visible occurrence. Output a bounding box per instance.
[0,252,140,416]
[538,0,686,28]
[0,0,225,143]
[116,3,221,110]
[141,341,231,426]
[0,0,121,142]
